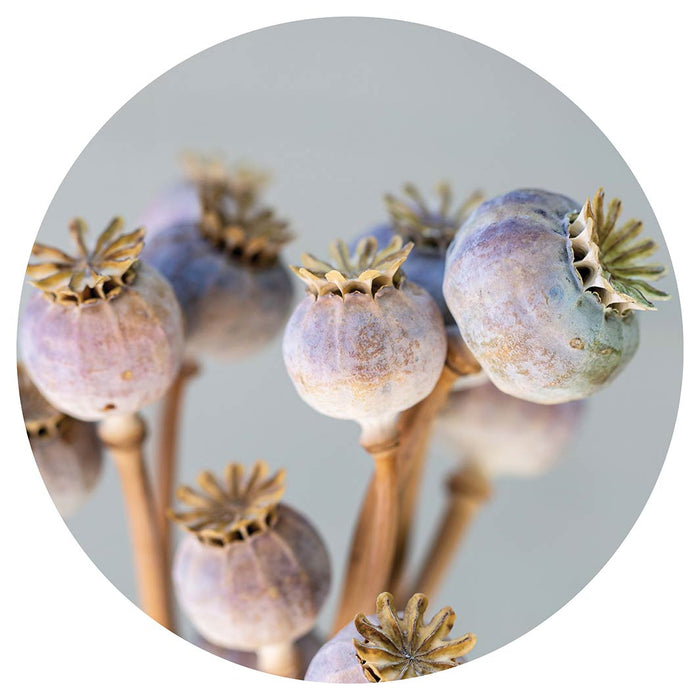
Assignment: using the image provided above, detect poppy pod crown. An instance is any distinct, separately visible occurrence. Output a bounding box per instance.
[26,218,144,305]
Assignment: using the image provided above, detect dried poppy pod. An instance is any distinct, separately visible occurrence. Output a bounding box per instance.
[305,592,476,683]
[283,235,446,445]
[437,382,584,479]
[283,236,446,627]
[360,182,484,325]
[444,188,669,404]
[20,218,185,420]
[18,363,102,517]
[169,462,331,678]
[142,166,294,360]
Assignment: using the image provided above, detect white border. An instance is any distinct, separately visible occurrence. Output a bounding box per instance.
[2,2,697,698]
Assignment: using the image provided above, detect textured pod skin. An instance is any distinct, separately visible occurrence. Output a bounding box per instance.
[143,223,293,360]
[173,504,331,651]
[361,224,452,323]
[29,418,102,517]
[437,382,583,478]
[195,630,322,675]
[282,284,446,423]
[304,618,370,683]
[444,189,640,403]
[138,181,200,238]
[20,263,185,420]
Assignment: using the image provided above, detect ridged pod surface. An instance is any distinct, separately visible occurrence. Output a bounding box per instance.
[143,223,293,360]
[173,504,331,650]
[283,236,446,427]
[284,285,445,423]
[437,381,583,478]
[444,189,647,403]
[21,264,184,420]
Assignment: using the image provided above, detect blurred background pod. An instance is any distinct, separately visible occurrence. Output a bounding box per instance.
[18,363,103,518]
[356,182,484,326]
[19,218,185,421]
[436,381,584,480]
[169,462,331,678]
[142,163,294,361]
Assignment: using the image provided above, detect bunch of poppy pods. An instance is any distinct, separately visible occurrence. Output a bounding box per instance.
[17,158,668,682]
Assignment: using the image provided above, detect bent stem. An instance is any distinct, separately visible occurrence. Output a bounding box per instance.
[257,641,301,679]
[98,413,173,630]
[155,358,199,559]
[406,465,491,605]
[331,416,400,634]
[389,331,481,592]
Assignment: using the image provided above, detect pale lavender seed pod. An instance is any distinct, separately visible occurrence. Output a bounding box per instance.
[306,592,475,683]
[444,188,669,404]
[170,463,331,652]
[283,236,446,438]
[20,218,184,421]
[18,364,103,517]
[437,381,583,479]
[142,168,294,360]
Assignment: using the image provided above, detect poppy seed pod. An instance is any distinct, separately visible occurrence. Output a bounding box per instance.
[142,168,294,360]
[360,182,484,325]
[18,364,102,517]
[20,218,185,421]
[444,188,669,403]
[437,382,583,479]
[305,592,476,683]
[170,462,331,657]
[283,236,446,444]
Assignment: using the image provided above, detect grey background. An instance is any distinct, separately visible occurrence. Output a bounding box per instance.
[20,18,682,661]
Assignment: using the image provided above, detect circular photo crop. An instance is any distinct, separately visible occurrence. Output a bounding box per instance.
[16,17,682,683]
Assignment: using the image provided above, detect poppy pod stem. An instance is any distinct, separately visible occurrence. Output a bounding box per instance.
[257,641,302,679]
[405,465,491,606]
[389,329,481,592]
[98,413,173,630]
[332,417,400,634]
[155,358,200,561]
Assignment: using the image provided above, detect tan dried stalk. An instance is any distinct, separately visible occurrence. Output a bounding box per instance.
[155,358,199,561]
[98,413,172,629]
[332,432,400,633]
[406,466,491,606]
[389,329,481,593]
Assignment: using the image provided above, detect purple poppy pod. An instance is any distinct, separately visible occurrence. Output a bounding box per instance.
[444,188,669,404]
[305,591,476,683]
[437,382,583,479]
[20,218,185,420]
[18,363,102,517]
[283,235,447,446]
[169,462,331,676]
[142,168,294,361]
